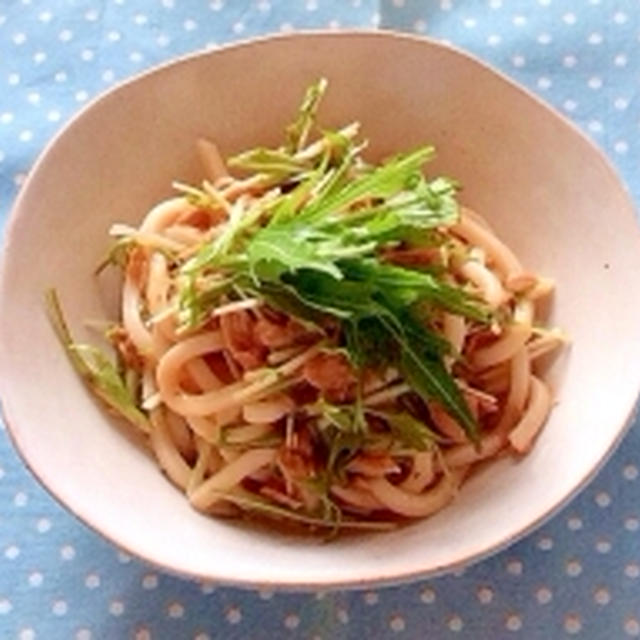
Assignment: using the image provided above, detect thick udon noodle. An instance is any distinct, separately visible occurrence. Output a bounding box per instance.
[110,140,561,527]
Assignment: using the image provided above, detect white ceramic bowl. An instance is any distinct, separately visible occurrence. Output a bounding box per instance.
[1,32,640,590]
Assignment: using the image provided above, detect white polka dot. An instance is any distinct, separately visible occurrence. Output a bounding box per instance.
[284,613,300,629]
[47,110,61,122]
[537,536,553,551]
[328,19,341,29]
[0,112,14,124]
[0,466,4,478]
[85,573,100,589]
[12,32,27,45]
[232,21,245,34]
[413,19,427,32]
[279,20,293,31]
[537,33,552,45]
[595,538,612,553]
[476,586,494,604]
[13,173,27,187]
[463,18,477,28]
[167,602,184,619]
[337,608,349,624]
[420,587,436,603]
[593,587,611,605]
[440,0,452,9]
[625,563,640,579]
[38,10,53,22]
[625,517,639,532]
[33,52,47,64]
[390,615,406,632]
[4,544,20,559]
[595,490,611,506]
[588,32,603,45]
[0,151,4,162]
[614,98,629,111]
[13,491,28,506]
[161,0,174,7]
[75,90,88,102]
[81,49,94,62]
[226,606,242,624]
[0,599,12,615]
[184,18,198,31]
[536,586,553,604]
[133,14,148,25]
[200,581,215,594]
[19,629,35,640]
[54,71,67,83]
[258,588,273,600]
[109,600,125,616]
[505,614,522,631]
[625,618,640,637]
[588,120,603,133]
[8,73,20,86]
[52,600,68,616]
[102,70,115,83]
[58,29,73,42]
[134,629,151,640]
[563,13,576,25]
[60,545,76,560]
[142,574,158,590]
[27,92,41,105]
[513,15,527,26]
[512,55,526,68]
[614,141,629,155]
[489,0,502,7]
[566,559,583,577]
[448,615,464,632]
[306,0,317,10]
[209,0,224,9]
[613,11,628,24]
[85,8,99,21]
[564,614,582,634]
[28,572,43,587]
[507,559,523,576]
[487,34,501,46]
[116,551,131,564]
[537,77,552,90]
[614,54,628,67]
[107,30,121,42]
[156,34,170,47]
[588,76,604,90]
[75,629,92,640]
[563,55,577,68]
[364,591,379,605]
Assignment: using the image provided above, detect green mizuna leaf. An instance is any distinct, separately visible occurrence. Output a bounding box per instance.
[285,77,328,152]
[228,147,309,175]
[45,289,149,432]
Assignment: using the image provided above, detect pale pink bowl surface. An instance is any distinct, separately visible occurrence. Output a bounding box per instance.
[1,32,640,590]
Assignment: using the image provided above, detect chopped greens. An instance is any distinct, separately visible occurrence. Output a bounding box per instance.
[45,289,149,432]
[166,78,490,440]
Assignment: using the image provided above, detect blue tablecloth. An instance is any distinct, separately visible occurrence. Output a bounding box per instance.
[0,2,638,639]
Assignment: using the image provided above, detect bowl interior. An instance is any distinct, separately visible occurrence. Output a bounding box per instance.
[2,32,640,589]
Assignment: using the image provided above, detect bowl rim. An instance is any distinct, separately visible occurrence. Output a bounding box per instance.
[1,29,639,591]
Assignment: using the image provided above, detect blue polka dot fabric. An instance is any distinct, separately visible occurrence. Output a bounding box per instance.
[0,1,639,639]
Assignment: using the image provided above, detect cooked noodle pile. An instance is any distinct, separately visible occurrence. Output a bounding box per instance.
[51,80,564,531]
